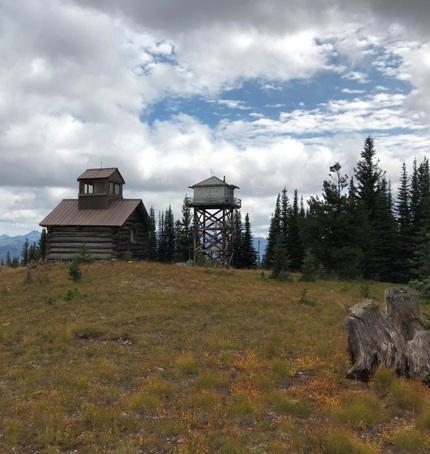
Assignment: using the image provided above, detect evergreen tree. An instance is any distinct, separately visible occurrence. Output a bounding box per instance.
[396,162,413,282]
[21,238,29,266]
[175,198,193,262]
[353,136,386,279]
[370,179,400,282]
[263,193,281,269]
[0,258,4,267]
[232,210,244,268]
[147,207,157,261]
[39,228,47,260]
[5,251,11,267]
[280,187,289,242]
[157,211,166,262]
[302,163,366,279]
[271,234,290,280]
[242,213,258,269]
[164,206,176,262]
[288,190,304,271]
[410,158,430,281]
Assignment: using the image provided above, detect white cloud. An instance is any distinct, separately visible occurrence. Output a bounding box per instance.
[1,0,430,238]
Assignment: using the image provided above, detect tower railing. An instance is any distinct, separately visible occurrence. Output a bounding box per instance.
[185,196,241,208]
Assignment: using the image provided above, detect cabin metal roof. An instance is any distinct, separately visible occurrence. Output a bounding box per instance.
[189,176,239,189]
[40,199,149,227]
[77,168,125,183]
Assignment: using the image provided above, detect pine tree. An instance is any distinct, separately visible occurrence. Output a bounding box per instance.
[175,198,193,262]
[39,228,47,260]
[147,207,157,261]
[271,234,290,280]
[157,211,166,262]
[302,163,366,279]
[5,251,11,267]
[353,136,386,279]
[370,179,400,282]
[232,210,244,268]
[410,158,430,282]
[164,206,176,262]
[21,238,29,266]
[263,193,281,269]
[288,190,304,271]
[396,162,413,282]
[242,213,258,269]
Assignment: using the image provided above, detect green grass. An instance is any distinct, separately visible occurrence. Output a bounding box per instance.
[0,262,429,452]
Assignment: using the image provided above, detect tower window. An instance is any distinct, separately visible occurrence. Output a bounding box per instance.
[109,182,121,195]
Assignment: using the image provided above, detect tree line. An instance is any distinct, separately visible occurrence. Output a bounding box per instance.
[144,202,258,269]
[4,135,429,285]
[1,229,47,267]
[263,136,430,284]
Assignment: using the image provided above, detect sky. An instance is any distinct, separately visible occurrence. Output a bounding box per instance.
[1,0,430,237]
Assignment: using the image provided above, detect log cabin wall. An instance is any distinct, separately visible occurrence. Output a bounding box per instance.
[117,210,149,259]
[46,226,117,260]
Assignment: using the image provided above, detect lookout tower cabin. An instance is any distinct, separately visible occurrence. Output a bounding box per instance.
[185,176,241,267]
[40,168,152,261]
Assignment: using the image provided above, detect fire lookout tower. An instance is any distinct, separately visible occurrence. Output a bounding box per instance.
[186,176,241,267]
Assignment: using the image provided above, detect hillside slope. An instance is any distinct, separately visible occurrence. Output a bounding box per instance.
[0,262,429,453]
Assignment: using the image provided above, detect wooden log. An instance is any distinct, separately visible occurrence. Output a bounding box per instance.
[345,300,407,381]
[407,330,430,383]
[385,287,423,341]
[346,288,430,383]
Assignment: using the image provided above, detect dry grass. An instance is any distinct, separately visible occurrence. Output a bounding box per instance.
[0,261,429,452]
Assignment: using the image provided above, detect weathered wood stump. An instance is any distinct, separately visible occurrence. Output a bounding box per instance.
[345,287,430,383]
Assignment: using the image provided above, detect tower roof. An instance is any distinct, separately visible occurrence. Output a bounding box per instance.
[189,175,239,189]
[78,168,125,184]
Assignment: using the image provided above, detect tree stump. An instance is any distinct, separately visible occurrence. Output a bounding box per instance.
[345,287,429,383]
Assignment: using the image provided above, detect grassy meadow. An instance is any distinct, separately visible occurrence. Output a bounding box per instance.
[1,261,430,453]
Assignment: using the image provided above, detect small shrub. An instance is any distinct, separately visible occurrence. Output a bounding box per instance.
[38,273,50,285]
[196,372,220,389]
[23,264,35,284]
[301,249,318,282]
[76,243,93,263]
[324,429,376,454]
[45,295,56,305]
[176,351,197,375]
[392,428,427,453]
[270,359,292,379]
[122,249,133,261]
[298,288,316,306]
[372,366,396,397]
[391,381,424,414]
[416,410,430,432]
[73,326,103,340]
[360,281,371,298]
[68,258,81,282]
[63,288,79,301]
[228,393,254,417]
[334,393,384,427]
[268,390,312,418]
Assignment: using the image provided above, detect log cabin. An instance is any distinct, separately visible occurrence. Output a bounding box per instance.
[40,168,152,260]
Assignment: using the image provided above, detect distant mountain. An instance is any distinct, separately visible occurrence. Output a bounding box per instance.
[0,230,41,262]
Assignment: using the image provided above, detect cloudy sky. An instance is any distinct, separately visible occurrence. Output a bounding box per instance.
[1,0,430,237]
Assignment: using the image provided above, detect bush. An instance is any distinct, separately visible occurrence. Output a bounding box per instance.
[372,366,395,397]
[69,258,82,282]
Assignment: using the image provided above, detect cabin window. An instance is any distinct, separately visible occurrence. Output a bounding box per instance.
[93,181,104,193]
[83,181,104,194]
[109,182,121,196]
[130,227,137,243]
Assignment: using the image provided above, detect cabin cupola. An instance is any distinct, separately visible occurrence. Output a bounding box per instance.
[77,168,125,210]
